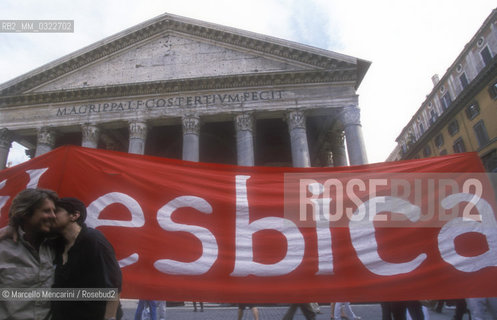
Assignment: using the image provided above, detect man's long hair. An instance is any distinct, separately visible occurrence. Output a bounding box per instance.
[9,188,59,228]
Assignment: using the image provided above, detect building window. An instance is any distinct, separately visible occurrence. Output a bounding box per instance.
[429,110,438,125]
[434,134,444,148]
[440,93,452,111]
[453,138,466,153]
[465,102,480,120]
[477,37,485,47]
[448,120,459,136]
[474,120,490,147]
[481,46,492,66]
[419,123,425,135]
[489,81,497,99]
[423,146,431,157]
[459,73,469,89]
[481,149,497,172]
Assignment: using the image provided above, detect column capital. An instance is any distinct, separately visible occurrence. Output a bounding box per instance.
[37,127,56,147]
[234,113,254,132]
[129,120,148,140]
[81,124,100,146]
[182,114,201,135]
[0,128,14,149]
[340,105,361,127]
[286,110,306,131]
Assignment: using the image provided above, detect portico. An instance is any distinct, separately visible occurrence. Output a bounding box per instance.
[0,13,369,169]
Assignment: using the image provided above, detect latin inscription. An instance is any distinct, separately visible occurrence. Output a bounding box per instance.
[56,90,284,117]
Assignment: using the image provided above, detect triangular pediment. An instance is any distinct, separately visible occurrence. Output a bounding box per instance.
[32,33,313,93]
[0,13,370,98]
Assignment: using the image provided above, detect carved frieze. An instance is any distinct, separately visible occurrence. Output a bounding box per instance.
[0,70,356,107]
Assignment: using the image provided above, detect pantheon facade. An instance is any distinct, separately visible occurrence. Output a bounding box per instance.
[0,13,370,169]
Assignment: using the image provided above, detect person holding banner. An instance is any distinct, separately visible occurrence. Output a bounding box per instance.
[238,304,259,320]
[282,303,316,320]
[134,300,157,320]
[381,301,424,320]
[334,302,361,320]
[466,297,497,320]
[0,188,59,320]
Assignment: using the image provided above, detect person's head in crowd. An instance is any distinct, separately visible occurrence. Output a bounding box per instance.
[8,188,59,236]
[52,197,87,231]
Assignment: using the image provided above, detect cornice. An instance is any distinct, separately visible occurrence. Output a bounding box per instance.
[396,13,496,143]
[0,69,357,107]
[402,57,497,159]
[0,16,363,96]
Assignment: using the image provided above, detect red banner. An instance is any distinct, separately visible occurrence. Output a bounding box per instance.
[1,146,497,302]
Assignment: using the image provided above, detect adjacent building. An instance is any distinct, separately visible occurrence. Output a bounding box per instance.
[388,9,497,172]
[0,13,370,169]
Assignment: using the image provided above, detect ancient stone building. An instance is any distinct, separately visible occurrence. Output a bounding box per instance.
[0,13,370,169]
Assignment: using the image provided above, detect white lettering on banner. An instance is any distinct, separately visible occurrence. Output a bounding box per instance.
[231,175,305,276]
[86,192,145,228]
[307,183,334,275]
[0,168,49,221]
[154,196,218,275]
[3,167,496,277]
[349,196,428,276]
[118,253,139,268]
[0,180,9,217]
[438,193,497,272]
[87,192,145,268]
[26,168,49,188]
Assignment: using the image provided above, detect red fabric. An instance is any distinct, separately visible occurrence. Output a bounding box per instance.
[0,145,496,302]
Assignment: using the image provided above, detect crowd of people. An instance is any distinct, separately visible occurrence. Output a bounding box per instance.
[0,188,496,320]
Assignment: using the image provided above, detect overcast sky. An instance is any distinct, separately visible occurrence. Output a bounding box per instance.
[1,0,495,166]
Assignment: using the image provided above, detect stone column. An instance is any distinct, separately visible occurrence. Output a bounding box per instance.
[81,124,100,149]
[235,113,255,166]
[340,106,368,165]
[286,110,311,168]
[35,127,56,157]
[331,131,348,167]
[128,121,148,155]
[0,128,13,169]
[182,114,200,162]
